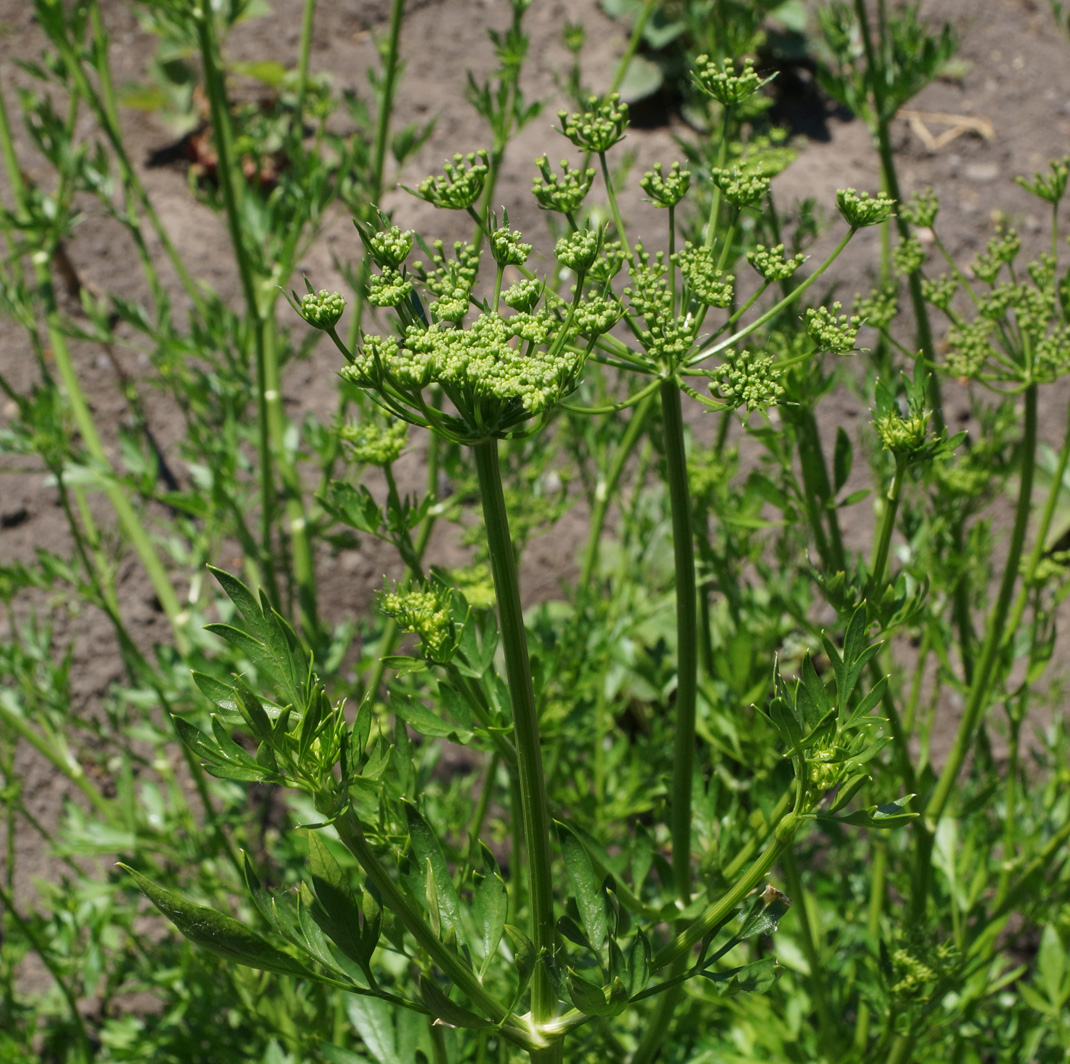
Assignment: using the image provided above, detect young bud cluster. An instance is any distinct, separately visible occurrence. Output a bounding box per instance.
[640,162,691,208]
[836,188,896,228]
[747,244,806,282]
[692,55,769,105]
[414,151,490,210]
[557,94,629,153]
[805,303,861,353]
[531,156,595,214]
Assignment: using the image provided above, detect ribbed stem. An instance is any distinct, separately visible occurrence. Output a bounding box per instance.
[472,439,557,1038]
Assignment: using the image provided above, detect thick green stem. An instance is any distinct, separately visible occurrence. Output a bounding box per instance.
[371,0,405,199]
[472,439,557,1034]
[926,385,1037,825]
[579,393,655,587]
[659,381,698,908]
[867,453,905,597]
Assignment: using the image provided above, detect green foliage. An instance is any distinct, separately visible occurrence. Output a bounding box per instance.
[2,1,1070,1062]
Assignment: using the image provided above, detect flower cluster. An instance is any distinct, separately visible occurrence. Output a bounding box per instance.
[854,285,899,330]
[899,187,939,229]
[920,273,958,311]
[368,267,413,308]
[747,243,806,282]
[341,311,584,442]
[674,242,734,308]
[837,188,896,228]
[892,235,925,277]
[378,582,454,661]
[340,419,408,467]
[692,55,768,106]
[296,286,345,331]
[1016,156,1070,205]
[413,151,490,210]
[640,161,691,208]
[944,321,993,379]
[711,165,770,207]
[489,223,532,268]
[531,156,595,214]
[555,227,602,273]
[367,225,414,268]
[805,303,861,353]
[557,94,629,153]
[970,223,1020,283]
[711,347,783,413]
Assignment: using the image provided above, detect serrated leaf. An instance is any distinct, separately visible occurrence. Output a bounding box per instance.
[210,714,260,769]
[557,822,606,954]
[121,864,312,978]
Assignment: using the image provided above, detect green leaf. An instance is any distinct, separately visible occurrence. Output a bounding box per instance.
[172,716,222,764]
[309,833,375,980]
[474,844,507,977]
[347,995,424,1064]
[191,672,240,717]
[405,804,464,947]
[833,426,853,492]
[419,977,492,1029]
[736,887,792,940]
[1037,924,1069,1004]
[556,822,607,954]
[120,864,312,978]
[702,956,779,996]
[826,794,918,828]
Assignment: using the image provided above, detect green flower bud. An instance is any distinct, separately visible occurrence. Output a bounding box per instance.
[836,188,896,228]
[502,278,543,313]
[712,347,783,412]
[555,226,602,273]
[489,223,532,268]
[944,321,993,379]
[296,287,345,330]
[692,55,769,105]
[557,94,629,153]
[340,419,408,466]
[573,293,623,337]
[711,165,770,207]
[430,285,471,323]
[892,235,925,277]
[971,222,1019,283]
[532,155,595,213]
[414,151,490,210]
[674,241,734,308]
[368,266,414,307]
[747,243,806,282]
[899,187,940,229]
[805,302,861,353]
[854,285,898,330]
[640,161,691,208]
[588,240,626,284]
[921,273,957,311]
[378,581,454,661]
[1016,156,1070,205]
[367,225,414,268]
